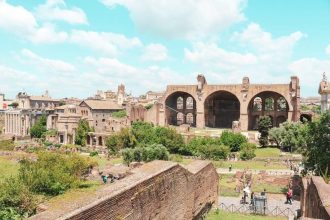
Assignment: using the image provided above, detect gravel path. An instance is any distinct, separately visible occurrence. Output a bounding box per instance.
[217,168,294,176]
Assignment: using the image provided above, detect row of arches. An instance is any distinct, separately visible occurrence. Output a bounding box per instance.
[165,91,290,130]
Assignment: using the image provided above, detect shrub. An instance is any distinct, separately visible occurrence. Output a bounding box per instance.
[198,144,230,160]
[185,136,222,156]
[239,143,257,160]
[169,154,183,163]
[122,144,169,165]
[89,151,98,157]
[0,176,37,218]
[19,152,93,196]
[220,130,247,152]
[258,116,272,147]
[153,126,184,153]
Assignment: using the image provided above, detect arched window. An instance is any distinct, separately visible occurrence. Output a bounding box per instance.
[186,113,194,124]
[277,97,287,111]
[177,112,184,125]
[177,97,183,109]
[186,97,194,109]
[265,98,274,111]
[253,97,262,111]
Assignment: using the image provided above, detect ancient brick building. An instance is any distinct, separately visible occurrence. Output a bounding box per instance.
[29,160,219,220]
[159,75,300,131]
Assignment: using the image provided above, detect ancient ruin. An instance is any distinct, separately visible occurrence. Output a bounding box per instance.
[160,75,301,131]
[28,160,219,220]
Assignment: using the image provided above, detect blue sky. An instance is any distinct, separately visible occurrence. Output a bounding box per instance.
[0,0,329,99]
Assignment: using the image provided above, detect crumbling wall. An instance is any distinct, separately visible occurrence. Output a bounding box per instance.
[301,176,330,219]
[29,160,218,220]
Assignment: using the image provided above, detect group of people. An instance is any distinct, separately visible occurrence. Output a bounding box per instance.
[101,173,117,184]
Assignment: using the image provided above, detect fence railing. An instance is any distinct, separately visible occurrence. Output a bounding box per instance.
[218,202,296,217]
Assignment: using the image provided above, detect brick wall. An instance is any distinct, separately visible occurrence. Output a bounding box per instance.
[301,176,330,219]
[29,160,218,220]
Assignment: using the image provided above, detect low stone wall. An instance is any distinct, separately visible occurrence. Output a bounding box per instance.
[301,176,330,219]
[29,160,218,220]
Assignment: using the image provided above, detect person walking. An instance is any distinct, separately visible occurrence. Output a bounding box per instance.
[102,174,108,184]
[286,188,293,204]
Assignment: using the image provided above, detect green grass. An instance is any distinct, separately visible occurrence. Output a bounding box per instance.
[0,156,19,181]
[82,155,123,170]
[213,160,287,170]
[206,210,286,220]
[255,148,281,158]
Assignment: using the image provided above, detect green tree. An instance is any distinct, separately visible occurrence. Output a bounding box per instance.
[239,143,257,160]
[153,126,185,153]
[258,116,272,147]
[30,115,47,138]
[105,135,120,155]
[305,111,330,176]
[220,130,248,152]
[75,119,92,146]
[268,127,283,147]
[117,127,137,148]
[131,121,155,144]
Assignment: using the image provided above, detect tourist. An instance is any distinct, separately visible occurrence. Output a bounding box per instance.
[286,188,293,205]
[261,188,266,196]
[250,192,255,205]
[229,164,232,172]
[102,174,108,184]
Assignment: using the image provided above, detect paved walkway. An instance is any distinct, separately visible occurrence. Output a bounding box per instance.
[217,168,294,176]
[218,195,300,218]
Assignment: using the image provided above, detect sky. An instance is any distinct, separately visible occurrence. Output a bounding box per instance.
[0,0,330,99]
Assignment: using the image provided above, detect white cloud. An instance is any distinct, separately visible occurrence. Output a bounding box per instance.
[326,44,330,56]
[83,57,188,94]
[289,57,330,95]
[0,1,68,43]
[142,43,168,61]
[36,0,88,25]
[185,23,303,84]
[21,49,76,74]
[102,0,246,39]
[70,30,142,55]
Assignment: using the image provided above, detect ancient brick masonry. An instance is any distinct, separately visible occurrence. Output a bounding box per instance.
[300,176,330,219]
[29,160,218,220]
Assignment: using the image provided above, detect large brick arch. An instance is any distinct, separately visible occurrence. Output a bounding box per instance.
[164,91,197,127]
[204,90,240,128]
[159,76,300,131]
[247,91,290,130]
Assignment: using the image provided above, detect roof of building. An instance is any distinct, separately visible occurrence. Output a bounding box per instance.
[30,96,59,102]
[80,100,123,110]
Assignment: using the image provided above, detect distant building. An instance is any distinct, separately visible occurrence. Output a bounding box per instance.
[0,93,14,110]
[319,73,330,113]
[16,91,59,110]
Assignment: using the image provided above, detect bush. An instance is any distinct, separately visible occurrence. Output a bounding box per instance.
[89,151,98,157]
[239,143,257,160]
[185,136,222,156]
[198,144,230,160]
[169,154,183,163]
[19,152,93,196]
[0,177,38,218]
[220,130,247,152]
[153,126,185,153]
[122,144,169,165]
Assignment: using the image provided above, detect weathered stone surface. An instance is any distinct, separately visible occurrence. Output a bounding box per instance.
[301,176,330,219]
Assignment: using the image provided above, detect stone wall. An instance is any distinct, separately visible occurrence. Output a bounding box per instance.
[29,160,218,220]
[301,176,330,219]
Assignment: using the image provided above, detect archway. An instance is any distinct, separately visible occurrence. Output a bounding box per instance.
[204,91,240,128]
[248,91,289,130]
[165,92,197,127]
